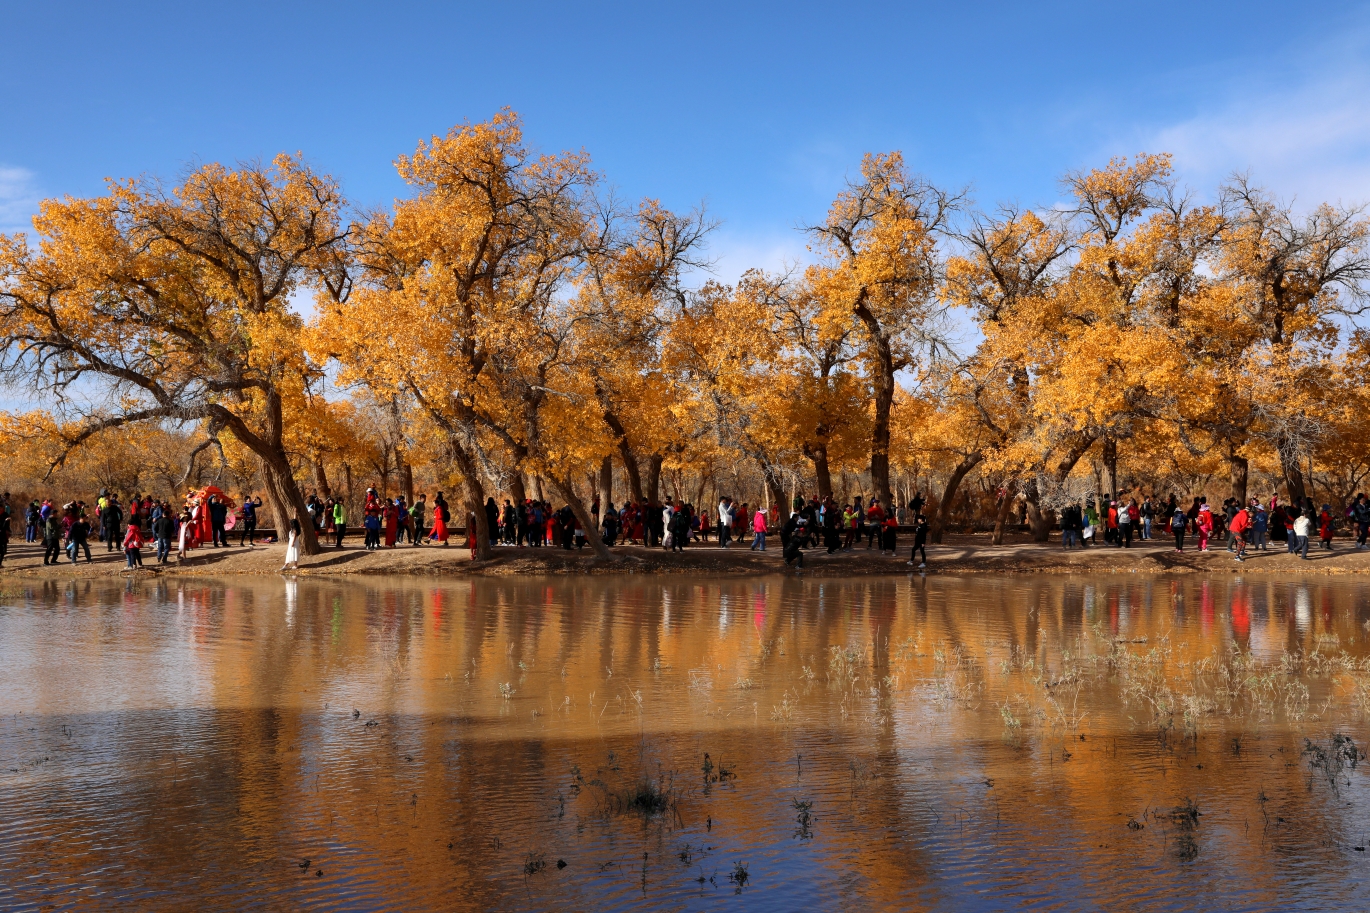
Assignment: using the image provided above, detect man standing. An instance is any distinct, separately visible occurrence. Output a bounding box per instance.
[239,494,262,547]
[411,494,427,545]
[717,496,733,549]
[153,509,174,564]
[332,500,347,548]
[101,496,123,552]
[1353,494,1370,550]
[1229,502,1251,562]
[209,496,227,547]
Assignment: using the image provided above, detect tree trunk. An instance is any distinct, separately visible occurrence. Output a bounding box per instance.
[342,462,354,515]
[447,436,493,560]
[313,457,332,499]
[991,483,1017,546]
[598,456,613,511]
[1023,483,1055,542]
[805,444,833,499]
[239,391,321,555]
[400,458,414,504]
[1101,437,1118,500]
[764,472,786,514]
[597,388,644,502]
[868,355,895,505]
[646,453,664,504]
[930,452,982,544]
[1278,443,1308,504]
[258,450,321,555]
[509,474,527,505]
[547,475,616,560]
[257,458,286,533]
[531,475,544,502]
[1228,445,1249,504]
[852,295,896,505]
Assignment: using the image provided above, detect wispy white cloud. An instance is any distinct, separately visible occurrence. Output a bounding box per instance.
[0,165,40,233]
[1132,48,1370,208]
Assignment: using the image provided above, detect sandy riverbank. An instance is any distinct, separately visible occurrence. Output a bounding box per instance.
[2,531,1368,580]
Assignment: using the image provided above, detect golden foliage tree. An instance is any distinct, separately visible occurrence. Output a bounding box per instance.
[0,155,350,553]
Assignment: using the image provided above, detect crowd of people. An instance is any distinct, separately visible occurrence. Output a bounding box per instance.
[3,491,194,569]
[2,483,1368,572]
[471,492,934,570]
[1057,493,1370,561]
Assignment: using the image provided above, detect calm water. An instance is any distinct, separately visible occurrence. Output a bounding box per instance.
[1,574,1368,912]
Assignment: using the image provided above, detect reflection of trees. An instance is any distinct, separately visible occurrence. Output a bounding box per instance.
[4,574,1369,909]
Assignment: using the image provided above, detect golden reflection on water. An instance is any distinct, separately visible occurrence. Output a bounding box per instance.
[1,574,1368,911]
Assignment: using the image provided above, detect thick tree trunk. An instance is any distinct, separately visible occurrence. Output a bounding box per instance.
[1101,437,1118,500]
[547,475,616,560]
[763,470,786,514]
[257,451,321,554]
[646,453,664,504]
[1228,445,1249,504]
[598,456,613,512]
[1023,483,1055,542]
[531,475,544,502]
[313,457,332,499]
[1278,443,1308,504]
[257,458,286,532]
[342,462,354,515]
[868,359,895,505]
[852,297,896,505]
[235,392,321,555]
[400,458,414,504]
[805,443,833,499]
[509,474,527,505]
[991,483,1018,546]
[597,388,644,502]
[930,452,982,544]
[447,437,493,560]
[619,452,645,503]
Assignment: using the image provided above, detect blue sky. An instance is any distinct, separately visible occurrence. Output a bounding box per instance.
[5,0,1370,282]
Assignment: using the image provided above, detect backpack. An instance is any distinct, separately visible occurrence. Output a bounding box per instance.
[1171,511,1186,531]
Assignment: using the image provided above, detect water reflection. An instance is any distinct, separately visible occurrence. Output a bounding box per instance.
[1,574,1368,911]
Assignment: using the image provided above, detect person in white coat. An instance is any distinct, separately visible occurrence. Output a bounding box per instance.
[717,497,733,548]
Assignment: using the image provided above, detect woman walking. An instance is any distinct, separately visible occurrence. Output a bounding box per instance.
[431,493,449,546]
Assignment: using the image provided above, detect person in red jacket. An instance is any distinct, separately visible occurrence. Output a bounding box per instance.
[1196,502,1214,551]
[1319,505,1336,550]
[1229,504,1250,562]
[123,521,145,569]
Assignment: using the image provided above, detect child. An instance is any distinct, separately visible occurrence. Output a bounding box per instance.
[123,521,144,568]
[363,510,381,550]
[907,514,929,568]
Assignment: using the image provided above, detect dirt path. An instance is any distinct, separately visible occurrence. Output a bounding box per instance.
[1,531,1367,580]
